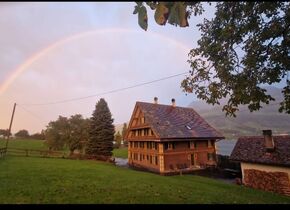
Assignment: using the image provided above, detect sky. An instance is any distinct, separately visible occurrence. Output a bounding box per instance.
[0,2,216,134]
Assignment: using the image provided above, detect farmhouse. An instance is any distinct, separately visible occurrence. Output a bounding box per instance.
[125,98,224,175]
[230,130,290,196]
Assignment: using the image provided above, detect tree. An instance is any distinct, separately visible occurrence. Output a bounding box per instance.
[30,132,45,140]
[45,116,69,150]
[15,129,29,138]
[133,2,290,116]
[121,123,128,147]
[0,129,11,138]
[67,114,89,155]
[85,98,115,160]
[114,131,122,148]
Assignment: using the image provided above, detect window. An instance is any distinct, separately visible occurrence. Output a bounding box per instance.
[144,128,149,136]
[164,143,168,150]
[138,129,142,136]
[150,155,152,164]
[129,142,132,148]
[141,117,145,124]
[134,153,138,160]
[140,154,143,161]
[155,156,158,165]
[168,142,175,150]
[147,155,149,161]
[207,153,215,161]
[207,140,214,148]
[194,142,197,148]
[190,141,195,149]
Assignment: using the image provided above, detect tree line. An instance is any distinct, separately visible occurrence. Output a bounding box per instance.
[0,128,45,140]
[1,98,128,162]
[44,98,128,160]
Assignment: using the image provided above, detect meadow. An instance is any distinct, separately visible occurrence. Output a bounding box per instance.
[0,139,290,204]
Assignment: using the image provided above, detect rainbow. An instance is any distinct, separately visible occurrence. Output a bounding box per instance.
[0,27,191,96]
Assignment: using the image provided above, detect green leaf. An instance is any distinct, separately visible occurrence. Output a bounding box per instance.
[154,2,169,25]
[133,5,138,14]
[138,6,148,31]
[146,2,157,10]
[177,2,189,27]
[168,2,188,27]
[168,3,179,26]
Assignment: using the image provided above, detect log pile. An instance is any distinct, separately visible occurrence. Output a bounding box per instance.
[244,169,290,196]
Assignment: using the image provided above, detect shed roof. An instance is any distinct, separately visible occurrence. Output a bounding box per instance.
[229,135,290,167]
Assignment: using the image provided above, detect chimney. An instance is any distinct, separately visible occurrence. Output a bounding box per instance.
[263,130,275,152]
[171,98,176,107]
[154,97,158,104]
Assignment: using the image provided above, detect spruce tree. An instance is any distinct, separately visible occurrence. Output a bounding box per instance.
[85,98,115,160]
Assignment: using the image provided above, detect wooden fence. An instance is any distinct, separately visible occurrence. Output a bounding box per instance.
[3,148,115,162]
[7,147,67,158]
[0,147,7,158]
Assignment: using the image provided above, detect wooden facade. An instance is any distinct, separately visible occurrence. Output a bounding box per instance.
[126,101,224,175]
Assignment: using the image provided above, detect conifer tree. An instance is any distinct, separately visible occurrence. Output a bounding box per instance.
[85,98,115,160]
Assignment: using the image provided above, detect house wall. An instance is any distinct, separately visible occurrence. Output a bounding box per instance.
[241,162,290,196]
[128,140,217,174]
[128,141,160,172]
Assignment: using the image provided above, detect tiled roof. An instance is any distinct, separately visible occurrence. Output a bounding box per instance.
[229,135,290,167]
[136,102,224,140]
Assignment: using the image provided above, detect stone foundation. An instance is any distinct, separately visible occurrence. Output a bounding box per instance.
[243,169,290,196]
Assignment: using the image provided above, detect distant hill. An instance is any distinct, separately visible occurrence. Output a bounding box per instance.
[189,86,290,139]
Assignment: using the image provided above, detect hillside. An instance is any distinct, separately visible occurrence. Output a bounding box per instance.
[189,86,290,139]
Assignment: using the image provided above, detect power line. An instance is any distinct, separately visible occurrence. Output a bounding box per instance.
[20,72,188,106]
[17,104,47,123]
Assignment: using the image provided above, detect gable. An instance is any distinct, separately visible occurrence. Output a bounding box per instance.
[125,104,158,140]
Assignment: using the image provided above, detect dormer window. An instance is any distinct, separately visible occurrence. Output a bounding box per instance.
[186,125,192,130]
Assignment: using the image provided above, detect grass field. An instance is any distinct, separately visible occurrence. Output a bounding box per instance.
[0,138,47,150]
[1,139,289,204]
[0,139,127,158]
[112,147,128,158]
[1,156,290,204]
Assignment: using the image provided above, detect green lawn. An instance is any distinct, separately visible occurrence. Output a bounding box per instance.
[113,147,128,158]
[0,138,47,150]
[0,139,127,158]
[0,156,289,204]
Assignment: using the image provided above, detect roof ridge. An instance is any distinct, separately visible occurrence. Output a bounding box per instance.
[136,101,196,110]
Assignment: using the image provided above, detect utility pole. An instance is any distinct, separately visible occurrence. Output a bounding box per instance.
[5,103,16,149]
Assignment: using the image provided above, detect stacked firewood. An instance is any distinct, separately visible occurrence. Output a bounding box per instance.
[244,169,290,196]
